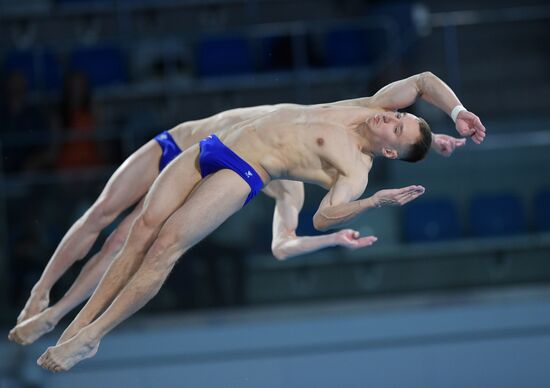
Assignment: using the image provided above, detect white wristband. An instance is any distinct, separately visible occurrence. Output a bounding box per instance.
[450,105,467,123]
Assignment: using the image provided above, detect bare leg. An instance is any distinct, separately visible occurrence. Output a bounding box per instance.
[38,169,251,372]
[15,141,161,325]
[8,199,145,345]
[56,145,202,344]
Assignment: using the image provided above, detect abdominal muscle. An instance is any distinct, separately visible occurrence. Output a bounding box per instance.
[169,105,278,150]
[218,120,342,189]
[169,106,352,189]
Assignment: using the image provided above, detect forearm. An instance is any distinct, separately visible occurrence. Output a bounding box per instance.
[314,196,377,231]
[418,72,463,116]
[272,234,338,260]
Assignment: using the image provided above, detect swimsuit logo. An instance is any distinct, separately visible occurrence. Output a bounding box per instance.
[245,170,253,178]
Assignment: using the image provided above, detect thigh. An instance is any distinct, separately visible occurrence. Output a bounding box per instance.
[98,140,162,211]
[154,169,251,257]
[140,144,203,226]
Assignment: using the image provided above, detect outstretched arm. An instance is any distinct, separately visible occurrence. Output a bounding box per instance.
[311,159,425,232]
[262,181,377,260]
[327,72,486,144]
[312,173,425,232]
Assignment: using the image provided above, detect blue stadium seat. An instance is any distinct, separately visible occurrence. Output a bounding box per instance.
[534,188,550,232]
[69,45,126,87]
[470,193,526,237]
[196,36,253,77]
[324,28,372,67]
[259,35,293,72]
[403,197,460,243]
[3,49,61,91]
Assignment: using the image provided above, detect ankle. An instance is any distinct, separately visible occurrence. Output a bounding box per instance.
[43,307,62,325]
[31,286,50,301]
[78,326,100,345]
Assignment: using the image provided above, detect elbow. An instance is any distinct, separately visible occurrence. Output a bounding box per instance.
[416,71,436,96]
[272,234,298,261]
[271,243,289,261]
[419,71,435,79]
[272,247,288,261]
[313,214,330,232]
[418,71,438,87]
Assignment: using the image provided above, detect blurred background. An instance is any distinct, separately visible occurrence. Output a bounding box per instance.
[1,0,550,386]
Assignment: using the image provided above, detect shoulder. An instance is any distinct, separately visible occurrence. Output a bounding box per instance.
[348,153,372,186]
[342,154,370,187]
[361,153,374,171]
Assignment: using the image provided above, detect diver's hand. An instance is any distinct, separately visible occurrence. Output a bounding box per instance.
[432,134,466,157]
[371,185,425,207]
[455,110,486,144]
[333,229,378,249]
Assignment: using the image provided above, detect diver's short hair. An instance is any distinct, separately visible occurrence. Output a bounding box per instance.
[400,117,432,163]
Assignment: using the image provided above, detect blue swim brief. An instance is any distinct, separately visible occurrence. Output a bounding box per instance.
[154,131,183,171]
[199,134,264,207]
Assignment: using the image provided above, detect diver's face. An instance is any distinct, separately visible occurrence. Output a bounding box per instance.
[368,111,421,158]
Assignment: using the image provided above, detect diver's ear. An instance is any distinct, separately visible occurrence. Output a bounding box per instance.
[382,147,398,160]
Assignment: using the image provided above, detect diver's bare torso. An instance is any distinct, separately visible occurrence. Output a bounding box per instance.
[216,105,376,188]
[168,105,293,150]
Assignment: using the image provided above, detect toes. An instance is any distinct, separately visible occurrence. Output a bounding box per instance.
[50,361,63,373]
[10,330,22,345]
[9,327,31,346]
[43,357,52,370]
[45,358,55,371]
[37,350,50,367]
[41,348,59,371]
[37,354,45,366]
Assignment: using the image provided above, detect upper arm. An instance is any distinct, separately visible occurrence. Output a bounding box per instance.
[369,72,429,111]
[316,173,367,213]
[264,180,305,243]
[314,72,431,110]
[313,170,369,229]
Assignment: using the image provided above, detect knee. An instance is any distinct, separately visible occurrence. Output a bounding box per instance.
[127,212,162,250]
[134,209,162,233]
[103,228,128,254]
[86,198,118,229]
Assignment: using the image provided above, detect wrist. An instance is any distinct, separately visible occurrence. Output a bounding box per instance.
[362,196,379,209]
[328,232,341,247]
[450,105,467,123]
